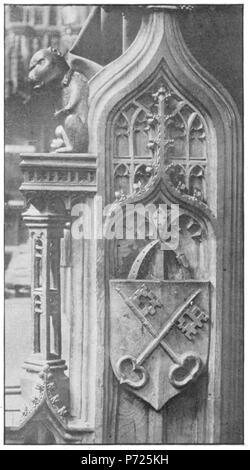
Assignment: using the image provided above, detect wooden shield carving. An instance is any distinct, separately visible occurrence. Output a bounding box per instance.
[109,280,210,410]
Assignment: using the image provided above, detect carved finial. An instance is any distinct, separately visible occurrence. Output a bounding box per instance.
[152,85,171,102]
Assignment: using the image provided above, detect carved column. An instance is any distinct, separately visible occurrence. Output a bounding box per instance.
[18,152,97,439]
[20,194,70,409]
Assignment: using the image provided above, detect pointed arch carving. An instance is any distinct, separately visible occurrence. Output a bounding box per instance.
[86,9,242,444]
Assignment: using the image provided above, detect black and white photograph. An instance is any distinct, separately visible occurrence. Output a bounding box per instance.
[2,1,245,450]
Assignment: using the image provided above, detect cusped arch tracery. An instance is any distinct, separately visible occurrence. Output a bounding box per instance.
[110,65,212,210]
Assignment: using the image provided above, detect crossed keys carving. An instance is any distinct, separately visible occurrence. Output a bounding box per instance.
[115,287,208,389]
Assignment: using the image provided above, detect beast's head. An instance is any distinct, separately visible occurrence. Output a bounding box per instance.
[28,47,69,89]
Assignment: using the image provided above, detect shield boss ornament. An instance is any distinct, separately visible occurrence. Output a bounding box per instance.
[109,280,210,410]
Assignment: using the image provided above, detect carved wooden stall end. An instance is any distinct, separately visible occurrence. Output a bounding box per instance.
[9,4,242,445]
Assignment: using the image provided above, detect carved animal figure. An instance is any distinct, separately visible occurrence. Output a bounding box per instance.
[28,47,100,153]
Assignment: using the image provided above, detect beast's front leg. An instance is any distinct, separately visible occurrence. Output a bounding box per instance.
[53,83,81,119]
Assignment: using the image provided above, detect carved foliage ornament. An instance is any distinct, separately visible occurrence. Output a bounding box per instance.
[21,365,69,425]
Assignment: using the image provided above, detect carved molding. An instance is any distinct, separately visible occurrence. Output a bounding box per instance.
[20,153,97,195]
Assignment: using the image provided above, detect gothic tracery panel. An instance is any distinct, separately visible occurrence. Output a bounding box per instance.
[112,76,209,204]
